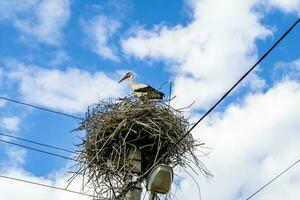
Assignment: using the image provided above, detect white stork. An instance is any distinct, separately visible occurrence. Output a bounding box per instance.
[118,72,165,100]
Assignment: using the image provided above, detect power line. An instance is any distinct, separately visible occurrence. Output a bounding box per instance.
[0,96,83,120]
[0,174,98,198]
[152,18,300,171]
[0,138,77,162]
[0,132,76,154]
[0,18,297,199]
[245,158,300,200]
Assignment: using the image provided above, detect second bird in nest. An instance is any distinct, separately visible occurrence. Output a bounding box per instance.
[119,72,165,100]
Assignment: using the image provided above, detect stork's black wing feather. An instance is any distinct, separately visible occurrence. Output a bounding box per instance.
[134,85,157,93]
[134,84,165,99]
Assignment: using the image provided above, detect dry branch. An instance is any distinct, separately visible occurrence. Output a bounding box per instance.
[72,96,210,199]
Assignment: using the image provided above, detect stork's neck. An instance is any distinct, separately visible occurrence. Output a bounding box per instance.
[128,76,135,90]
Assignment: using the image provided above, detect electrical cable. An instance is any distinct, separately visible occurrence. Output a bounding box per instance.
[149,18,300,173]
[0,138,77,162]
[245,158,300,200]
[0,132,76,154]
[0,174,98,198]
[0,96,83,120]
[0,17,298,200]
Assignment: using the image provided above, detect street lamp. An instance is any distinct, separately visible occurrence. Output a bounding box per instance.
[146,164,173,199]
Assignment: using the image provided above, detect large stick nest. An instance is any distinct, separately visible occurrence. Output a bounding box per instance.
[72,96,210,199]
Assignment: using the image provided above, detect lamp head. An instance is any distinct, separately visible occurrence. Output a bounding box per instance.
[146,164,173,194]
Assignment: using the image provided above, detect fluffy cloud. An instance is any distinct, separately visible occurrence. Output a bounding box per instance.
[0,0,70,45]
[292,58,300,69]
[0,0,38,19]
[0,116,21,132]
[5,61,125,114]
[0,100,5,107]
[122,0,271,109]
[276,58,300,70]
[0,67,3,83]
[0,146,27,168]
[273,58,300,81]
[0,166,92,200]
[267,0,300,14]
[50,51,70,67]
[175,80,300,199]
[0,141,92,199]
[81,15,120,61]
[0,93,5,107]
[2,74,300,200]
[0,124,91,199]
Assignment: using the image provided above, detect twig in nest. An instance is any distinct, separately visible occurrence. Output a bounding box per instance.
[71,96,211,199]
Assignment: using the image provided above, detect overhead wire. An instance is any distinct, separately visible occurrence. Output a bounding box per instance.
[0,18,298,199]
[245,158,300,199]
[0,174,98,198]
[0,96,83,120]
[0,138,77,162]
[0,135,95,196]
[146,18,300,175]
[0,132,76,154]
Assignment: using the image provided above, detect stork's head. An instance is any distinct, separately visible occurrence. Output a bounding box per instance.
[118,72,134,83]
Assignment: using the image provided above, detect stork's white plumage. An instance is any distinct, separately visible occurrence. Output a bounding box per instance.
[119,72,165,100]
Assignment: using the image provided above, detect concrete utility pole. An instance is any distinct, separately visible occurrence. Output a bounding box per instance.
[125,147,142,200]
[149,193,157,200]
[125,150,173,200]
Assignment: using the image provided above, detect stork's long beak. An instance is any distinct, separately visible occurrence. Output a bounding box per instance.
[118,75,129,83]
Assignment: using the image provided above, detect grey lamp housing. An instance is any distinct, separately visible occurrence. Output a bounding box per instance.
[146,164,173,194]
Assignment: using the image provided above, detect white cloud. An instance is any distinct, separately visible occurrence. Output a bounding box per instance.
[0,80,299,199]
[0,0,70,45]
[0,68,3,83]
[293,58,300,69]
[5,61,125,114]
[273,58,300,80]
[0,143,93,199]
[0,68,7,107]
[175,80,300,199]
[0,0,38,19]
[0,147,27,168]
[0,100,6,108]
[267,0,300,14]
[81,15,120,61]
[0,137,92,199]
[1,80,299,199]
[276,58,300,70]
[0,70,5,106]
[1,116,21,132]
[0,166,92,200]
[122,0,272,109]
[50,51,70,67]
[244,73,267,91]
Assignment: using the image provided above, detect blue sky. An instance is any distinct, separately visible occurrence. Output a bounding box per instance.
[0,0,299,199]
